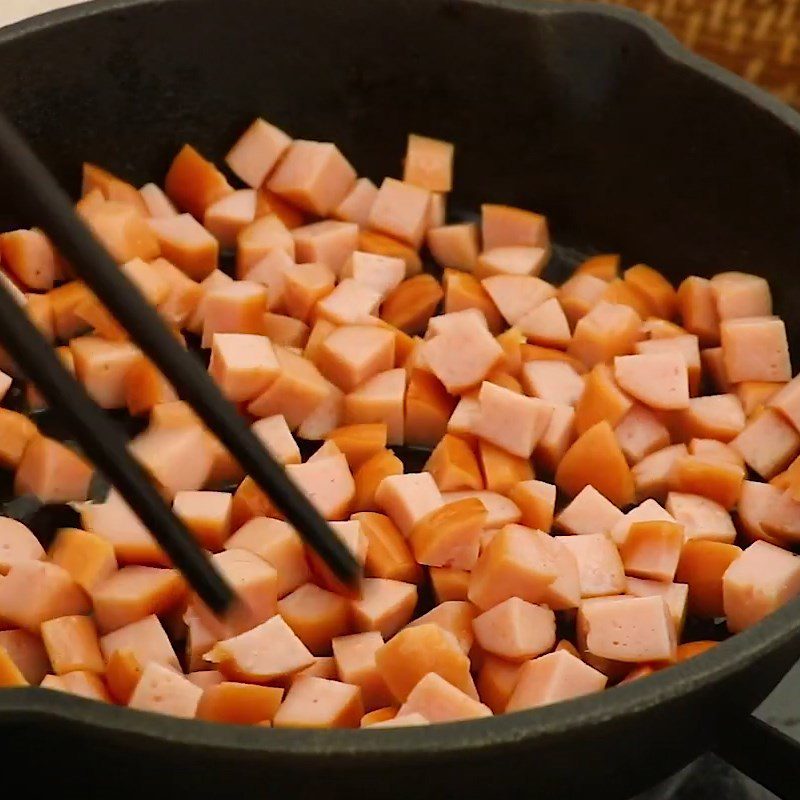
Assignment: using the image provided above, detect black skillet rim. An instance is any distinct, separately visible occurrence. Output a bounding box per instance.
[1,0,800,763]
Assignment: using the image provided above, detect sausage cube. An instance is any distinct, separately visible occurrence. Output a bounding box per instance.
[225,118,292,188]
[274,676,363,729]
[505,649,606,712]
[267,140,356,216]
[368,178,431,248]
[723,540,800,632]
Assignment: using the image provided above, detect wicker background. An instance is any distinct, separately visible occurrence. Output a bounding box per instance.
[564,0,800,106]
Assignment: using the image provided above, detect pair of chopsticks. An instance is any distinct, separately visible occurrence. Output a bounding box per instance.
[0,113,360,618]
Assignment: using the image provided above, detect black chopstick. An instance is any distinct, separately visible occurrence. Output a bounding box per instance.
[0,280,237,615]
[0,111,360,589]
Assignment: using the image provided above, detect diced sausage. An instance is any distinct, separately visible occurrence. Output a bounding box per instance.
[730,408,800,479]
[14,435,92,504]
[624,578,688,635]
[619,520,684,582]
[467,525,559,611]
[277,583,351,656]
[40,615,105,674]
[677,276,720,346]
[374,472,443,536]
[332,632,393,711]
[688,438,744,467]
[555,420,635,508]
[476,246,549,279]
[0,409,36,470]
[505,649,606,712]
[614,404,670,465]
[481,204,549,251]
[251,415,302,466]
[397,672,491,722]
[517,297,572,349]
[559,273,607,327]
[344,368,406,445]
[69,336,142,410]
[423,313,504,395]
[574,363,632,435]
[723,541,800,632]
[635,334,701,395]
[0,630,50,684]
[631,444,689,501]
[481,275,556,326]
[475,381,552,459]
[147,213,218,280]
[225,118,292,188]
[675,394,746,442]
[0,229,57,290]
[430,567,471,603]
[100,614,179,672]
[381,274,443,334]
[139,183,178,219]
[614,352,689,410]
[273,676,363,729]
[668,456,744,510]
[676,540,742,617]
[316,325,395,393]
[476,655,523,713]
[555,485,624,537]
[129,422,212,498]
[341,251,405,301]
[196,682,284,724]
[129,662,202,718]
[236,215,295,277]
[710,272,772,320]
[402,134,454,192]
[207,614,314,680]
[665,492,736,544]
[601,278,652,318]
[208,332,279,403]
[375,623,477,702]
[164,144,233,219]
[568,302,642,369]
[367,178,431,248]
[721,316,791,383]
[442,269,504,334]
[92,566,185,633]
[333,178,379,227]
[80,490,165,566]
[522,360,584,407]
[203,189,257,248]
[247,345,331,428]
[427,223,480,273]
[442,490,522,528]
[472,597,555,661]
[623,264,677,319]
[409,498,486,570]
[580,594,676,662]
[0,518,44,575]
[508,480,557,532]
[267,140,356,216]
[477,439,533,494]
[293,220,359,277]
[425,434,483,492]
[559,534,626,598]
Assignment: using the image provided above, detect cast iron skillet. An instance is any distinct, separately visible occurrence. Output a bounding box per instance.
[1,0,800,797]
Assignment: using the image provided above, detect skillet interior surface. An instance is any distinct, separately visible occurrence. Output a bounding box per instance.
[1,0,800,797]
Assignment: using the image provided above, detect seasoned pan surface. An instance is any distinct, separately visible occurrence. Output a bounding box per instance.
[1,2,800,797]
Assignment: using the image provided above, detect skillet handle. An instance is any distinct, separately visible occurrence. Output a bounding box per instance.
[714,714,799,799]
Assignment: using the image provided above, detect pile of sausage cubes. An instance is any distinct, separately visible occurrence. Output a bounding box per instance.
[1,117,800,730]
